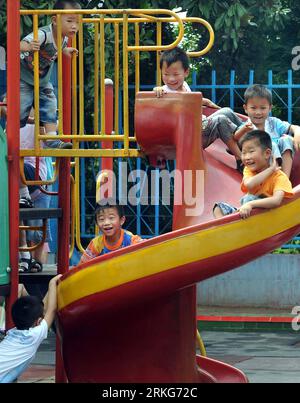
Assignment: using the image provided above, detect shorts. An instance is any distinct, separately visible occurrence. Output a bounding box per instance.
[272,135,294,161]
[214,194,262,216]
[20,79,57,128]
[213,201,238,216]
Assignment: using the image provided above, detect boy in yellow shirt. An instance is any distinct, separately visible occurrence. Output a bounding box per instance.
[213,130,294,219]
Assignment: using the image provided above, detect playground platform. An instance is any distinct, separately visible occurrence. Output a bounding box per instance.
[16,306,300,383]
[197,305,295,331]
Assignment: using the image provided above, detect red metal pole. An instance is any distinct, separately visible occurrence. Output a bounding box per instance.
[55,51,71,383]
[6,0,20,329]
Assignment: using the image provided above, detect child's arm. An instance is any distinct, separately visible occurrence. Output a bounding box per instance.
[233,121,254,141]
[20,40,40,52]
[43,274,62,329]
[239,190,285,218]
[202,98,220,109]
[243,158,279,191]
[63,47,78,58]
[290,125,300,151]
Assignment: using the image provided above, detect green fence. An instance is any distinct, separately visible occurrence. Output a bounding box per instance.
[0,124,9,286]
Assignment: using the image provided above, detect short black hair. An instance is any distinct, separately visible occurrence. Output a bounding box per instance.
[94,198,125,222]
[244,84,272,105]
[53,1,81,9]
[159,46,190,71]
[12,296,44,330]
[239,129,272,151]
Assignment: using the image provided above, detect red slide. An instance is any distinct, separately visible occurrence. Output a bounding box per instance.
[56,92,300,382]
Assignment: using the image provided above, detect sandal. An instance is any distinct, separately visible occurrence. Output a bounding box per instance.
[18,257,43,273]
[29,259,43,273]
[18,257,32,273]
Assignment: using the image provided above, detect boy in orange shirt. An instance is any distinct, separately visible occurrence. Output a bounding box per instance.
[79,200,142,264]
[213,130,294,219]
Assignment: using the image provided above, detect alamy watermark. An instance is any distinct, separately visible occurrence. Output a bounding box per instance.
[292,306,300,331]
[96,163,205,217]
[291,46,300,71]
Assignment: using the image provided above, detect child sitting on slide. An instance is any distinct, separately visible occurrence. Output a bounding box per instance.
[213,130,294,219]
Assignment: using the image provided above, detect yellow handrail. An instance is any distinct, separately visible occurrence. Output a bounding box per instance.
[19,9,214,159]
[19,158,60,187]
[196,329,207,357]
[185,17,215,57]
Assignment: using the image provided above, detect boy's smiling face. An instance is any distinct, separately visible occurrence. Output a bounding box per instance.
[161,61,189,92]
[243,97,272,129]
[241,138,272,173]
[96,207,125,243]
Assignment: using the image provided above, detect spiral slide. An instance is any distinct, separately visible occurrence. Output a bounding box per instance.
[56,92,300,383]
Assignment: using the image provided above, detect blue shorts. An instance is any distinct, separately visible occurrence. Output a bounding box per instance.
[214,195,262,216]
[272,135,294,160]
[20,80,57,128]
[213,201,238,216]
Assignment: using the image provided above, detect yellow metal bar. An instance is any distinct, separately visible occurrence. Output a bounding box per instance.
[83,15,214,58]
[123,13,129,154]
[100,15,106,134]
[114,23,120,136]
[72,35,78,145]
[196,329,207,357]
[135,23,140,94]
[20,158,60,186]
[22,10,214,58]
[20,9,185,17]
[185,18,215,57]
[84,17,182,24]
[156,21,162,86]
[21,9,184,52]
[19,221,47,252]
[34,134,136,141]
[133,12,159,22]
[32,14,40,153]
[57,14,63,135]
[94,23,99,136]
[78,16,85,135]
[20,149,143,158]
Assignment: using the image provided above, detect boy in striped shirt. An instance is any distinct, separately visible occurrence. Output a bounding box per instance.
[79,200,142,264]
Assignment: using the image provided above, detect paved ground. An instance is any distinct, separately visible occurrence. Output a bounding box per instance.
[201,330,300,383]
[17,328,300,383]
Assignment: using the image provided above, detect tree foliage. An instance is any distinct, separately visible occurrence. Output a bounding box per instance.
[1,1,298,79]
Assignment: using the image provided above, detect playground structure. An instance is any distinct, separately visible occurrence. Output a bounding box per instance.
[1,3,300,383]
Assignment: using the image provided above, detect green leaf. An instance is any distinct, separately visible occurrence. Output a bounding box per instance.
[23,15,33,28]
[215,15,225,31]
